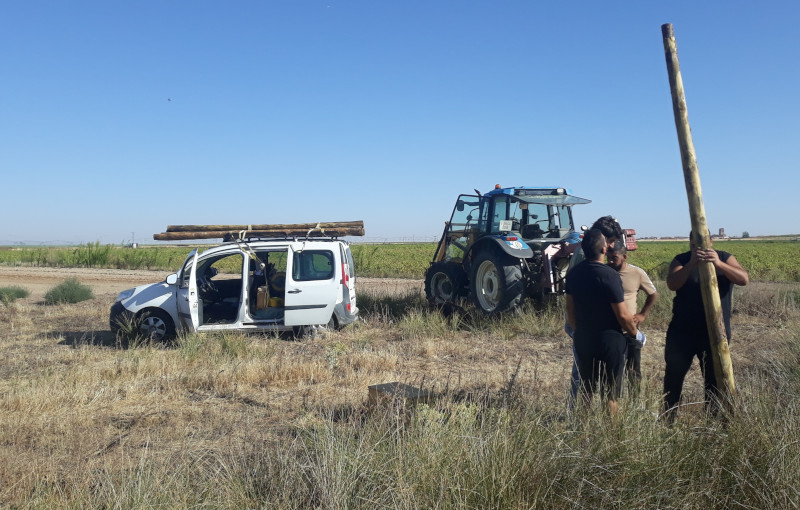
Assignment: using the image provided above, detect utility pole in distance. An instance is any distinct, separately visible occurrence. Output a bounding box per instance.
[661,23,736,404]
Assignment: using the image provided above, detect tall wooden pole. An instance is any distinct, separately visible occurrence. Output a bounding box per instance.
[661,23,736,402]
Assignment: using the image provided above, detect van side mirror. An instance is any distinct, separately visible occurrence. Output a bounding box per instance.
[166,273,178,285]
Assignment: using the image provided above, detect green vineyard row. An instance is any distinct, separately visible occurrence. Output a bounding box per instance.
[0,239,797,282]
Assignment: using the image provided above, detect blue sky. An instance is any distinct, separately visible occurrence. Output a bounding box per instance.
[2,1,798,245]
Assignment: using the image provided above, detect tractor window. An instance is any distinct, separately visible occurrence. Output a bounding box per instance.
[508,199,523,225]
[526,203,549,225]
[553,205,573,230]
[448,195,482,234]
[491,196,524,231]
[478,201,489,231]
[523,203,550,235]
[527,204,575,239]
[441,194,484,263]
[491,196,506,231]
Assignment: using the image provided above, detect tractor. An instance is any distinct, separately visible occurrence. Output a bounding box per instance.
[424,185,628,314]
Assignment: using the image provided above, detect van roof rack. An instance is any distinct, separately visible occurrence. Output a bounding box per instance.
[223,235,340,243]
[153,221,365,241]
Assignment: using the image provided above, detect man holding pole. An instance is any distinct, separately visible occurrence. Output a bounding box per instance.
[661,22,748,417]
[663,233,749,419]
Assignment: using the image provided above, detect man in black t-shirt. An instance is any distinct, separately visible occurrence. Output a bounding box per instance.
[566,216,625,404]
[663,233,749,419]
[566,229,637,414]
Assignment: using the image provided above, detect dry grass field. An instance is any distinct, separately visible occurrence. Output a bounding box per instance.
[1,266,799,508]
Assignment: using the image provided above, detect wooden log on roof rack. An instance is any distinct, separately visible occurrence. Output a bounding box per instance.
[153,221,365,241]
[165,221,363,233]
[153,228,364,241]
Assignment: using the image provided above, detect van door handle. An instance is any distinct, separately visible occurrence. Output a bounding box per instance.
[288,289,302,294]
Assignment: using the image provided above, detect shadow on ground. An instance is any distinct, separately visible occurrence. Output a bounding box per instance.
[55,330,150,349]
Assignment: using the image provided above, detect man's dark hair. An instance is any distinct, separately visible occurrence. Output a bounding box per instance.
[591,215,623,241]
[607,239,627,256]
[581,228,606,260]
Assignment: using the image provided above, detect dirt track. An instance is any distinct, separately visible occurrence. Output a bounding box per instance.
[0,266,423,301]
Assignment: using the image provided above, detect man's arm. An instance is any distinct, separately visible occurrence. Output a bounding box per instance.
[666,249,698,291]
[633,267,659,325]
[565,294,576,333]
[610,301,637,337]
[702,251,749,286]
[634,292,658,325]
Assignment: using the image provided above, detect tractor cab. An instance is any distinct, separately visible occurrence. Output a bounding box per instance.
[485,186,590,242]
[432,186,590,264]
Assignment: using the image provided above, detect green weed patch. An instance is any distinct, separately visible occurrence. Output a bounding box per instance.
[0,285,29,305]
[44,278,94,305]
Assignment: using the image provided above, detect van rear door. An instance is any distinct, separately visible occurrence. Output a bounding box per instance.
[283,247,338,326]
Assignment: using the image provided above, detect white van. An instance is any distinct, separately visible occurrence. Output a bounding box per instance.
[110,238,358,341]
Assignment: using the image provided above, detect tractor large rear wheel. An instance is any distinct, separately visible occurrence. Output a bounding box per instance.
[425,262,466,305]
[470,251,524,314]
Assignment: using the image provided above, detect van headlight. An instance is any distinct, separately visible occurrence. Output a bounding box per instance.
[116,288,135,302]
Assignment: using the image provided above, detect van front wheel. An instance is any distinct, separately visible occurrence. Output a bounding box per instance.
[137,309,176,343]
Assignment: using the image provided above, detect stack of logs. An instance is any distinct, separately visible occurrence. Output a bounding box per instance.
[153,221,365,241]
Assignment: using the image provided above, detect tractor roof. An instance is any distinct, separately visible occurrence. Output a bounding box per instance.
[484,186,591,206]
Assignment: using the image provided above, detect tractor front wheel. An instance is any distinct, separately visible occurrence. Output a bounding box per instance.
[470,251,524,314]
[425,262,466,305]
